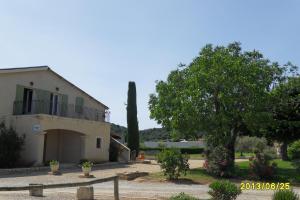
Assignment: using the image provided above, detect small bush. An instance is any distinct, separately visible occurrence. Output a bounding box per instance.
[169,192,198,200]
[263,146,278,160]
[0,122,25,168]
[79,159,89,165]
[81,161,93,168]
[249,150,277,179]
[292,159,300,173]
[49,160,59,166]
[208,180,241,200]
[272,190,299,200]
[288,140,300,160]
[205,146,234,177]
[157,148,190,180]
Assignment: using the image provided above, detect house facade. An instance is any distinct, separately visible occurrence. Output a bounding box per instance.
[0,66,111,165]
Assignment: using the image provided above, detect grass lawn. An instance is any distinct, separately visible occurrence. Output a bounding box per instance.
[145,159,300,185]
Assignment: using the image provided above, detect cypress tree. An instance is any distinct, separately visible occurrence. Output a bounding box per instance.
[127,81,139,157]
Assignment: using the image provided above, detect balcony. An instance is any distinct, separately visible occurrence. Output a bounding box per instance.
[13,100,110,122]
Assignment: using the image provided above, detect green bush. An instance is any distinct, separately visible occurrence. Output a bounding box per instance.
[249,150,277,179]
[291,159,300,173]
[204,146,234,177]
[169,192,198,200]
[272,190,299,200]
[81,161,93,168]
[49,160,59,166]
[0,122,25,168]
[79,159,89,165]
[157,148,190,180]
[208,180,241,200]
[288,140,300,160]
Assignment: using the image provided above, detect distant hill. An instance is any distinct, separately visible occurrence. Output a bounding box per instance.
[110,123,170,142]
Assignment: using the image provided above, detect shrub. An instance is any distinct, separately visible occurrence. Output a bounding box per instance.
[272,190,299,200]
[0,122,25,168]
[157,148,190,180]
[263,146,278,160]
[208,180,241,200]
[169,192,198,200]
[49,160,59,166]
[235,136,268,154]
[81,161,93,168]
[205,146,234,177]
[79,159,89,165]
[291,159,300,173]
[249,150,277,179]
[288,140,300,160]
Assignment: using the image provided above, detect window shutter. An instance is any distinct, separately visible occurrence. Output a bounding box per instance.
[35,89,51,114]
[14,85,24,114]
[75,97,84,114]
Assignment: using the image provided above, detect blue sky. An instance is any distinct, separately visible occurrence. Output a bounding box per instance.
[0,0,299,129]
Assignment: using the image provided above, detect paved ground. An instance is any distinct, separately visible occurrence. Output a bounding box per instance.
[1,181,300,200]
[1,159,299,199]
[0,160,203,187]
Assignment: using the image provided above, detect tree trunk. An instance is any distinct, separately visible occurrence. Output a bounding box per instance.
[227,141,235,163]
[280,141,288,161]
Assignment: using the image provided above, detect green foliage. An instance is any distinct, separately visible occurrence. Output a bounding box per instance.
[272,190,299,200]
[249,150,277,179]
[0,122,25,168]
[157,148,190,180]
[81,161,93,168]
[140,147,204,154]
[267,77,300,160]
[149,42,288,165]
[291,159,300,173]
[49,160,59,166]
[235,136,270,153]
[288,140,300,160]
[127,82,139,157]
[169,192,198,200]
[204,146,234,177]
[79,159,89,165]
[208,180,241,200]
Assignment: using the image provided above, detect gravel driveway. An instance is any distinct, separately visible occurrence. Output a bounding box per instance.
[2,159,292,200]
[1,180,300,200]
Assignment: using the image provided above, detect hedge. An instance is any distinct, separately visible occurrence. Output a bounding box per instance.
[140,147,204,154]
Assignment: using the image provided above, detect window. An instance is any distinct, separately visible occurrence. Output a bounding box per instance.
[22,88,33,114]
[96,138,101,148]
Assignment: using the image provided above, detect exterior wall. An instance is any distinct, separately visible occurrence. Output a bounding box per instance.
[0,70,106,117]
[2,114,110,165]
[143,141,205,148]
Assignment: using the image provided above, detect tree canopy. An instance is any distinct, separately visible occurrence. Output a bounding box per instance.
[149,42,292,163]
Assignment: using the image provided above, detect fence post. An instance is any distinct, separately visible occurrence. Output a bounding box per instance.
[114,176,119,200]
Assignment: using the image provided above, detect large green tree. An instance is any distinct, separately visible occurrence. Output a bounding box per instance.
[127,81,139,157]
[149,42,287,166]
[267,76,300,160]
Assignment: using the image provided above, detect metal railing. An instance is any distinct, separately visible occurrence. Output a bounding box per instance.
[13,100,110,122]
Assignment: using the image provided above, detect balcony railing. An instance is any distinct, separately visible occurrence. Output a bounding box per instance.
[13,100,110,122]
